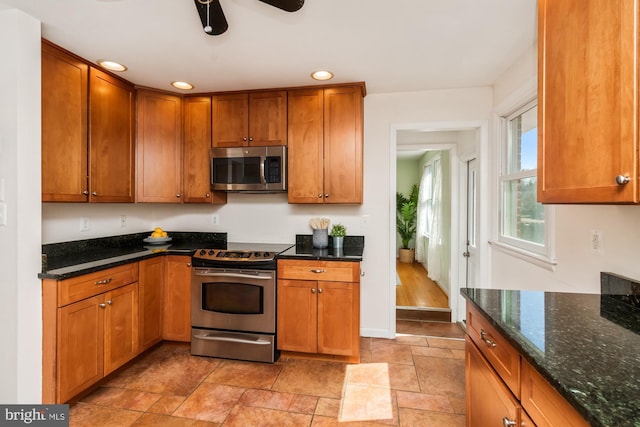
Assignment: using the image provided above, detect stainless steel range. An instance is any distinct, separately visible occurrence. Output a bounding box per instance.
[190,243,293,363]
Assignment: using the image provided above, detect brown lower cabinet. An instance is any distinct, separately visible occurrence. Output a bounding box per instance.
[43,264,140,403]
[162,255,192,342]
[42,255,194,404]
[465,303,589,427]
[276,259,360,362]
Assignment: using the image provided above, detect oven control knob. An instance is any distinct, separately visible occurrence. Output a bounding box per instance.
[208,250,215,256]
[199,249,206,256]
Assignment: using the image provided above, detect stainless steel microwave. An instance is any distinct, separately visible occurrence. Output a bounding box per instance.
[210,146,287,192]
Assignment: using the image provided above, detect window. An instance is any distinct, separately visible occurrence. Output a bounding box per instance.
[498,101,551,257]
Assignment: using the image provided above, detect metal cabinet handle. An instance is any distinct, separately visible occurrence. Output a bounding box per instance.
[309,269,326,274]
[324,194,329,198]
[92,191,98,196]
[318,288,323,293]
[317,194,323,198]
[311,288,316,294]
[82,190,89,195]
[480,330,497,348]
[243,137,248,142]
[107,300,112,305]
[249,137,253,142]
[206,193,210,198]
[99,303,106,308]
[95,278,113,285]
[502,417,516,427]
[176,194,181,198]
[615,175,630,185]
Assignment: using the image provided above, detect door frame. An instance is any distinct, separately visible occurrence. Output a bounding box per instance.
[389,120,489,333]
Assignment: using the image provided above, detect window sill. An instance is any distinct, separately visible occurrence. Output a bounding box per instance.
[489,240,557,272]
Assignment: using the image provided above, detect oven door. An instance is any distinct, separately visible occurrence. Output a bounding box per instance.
[191,267,275,334]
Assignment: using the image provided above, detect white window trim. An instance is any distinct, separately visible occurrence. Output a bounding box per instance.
[492,97,557,271]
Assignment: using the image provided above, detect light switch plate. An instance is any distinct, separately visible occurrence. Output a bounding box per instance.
[0,202,7,226]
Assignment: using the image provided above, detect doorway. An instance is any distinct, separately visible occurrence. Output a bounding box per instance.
[389,121,488,332]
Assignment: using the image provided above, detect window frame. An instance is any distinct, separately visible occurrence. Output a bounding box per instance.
[495,98,557,269]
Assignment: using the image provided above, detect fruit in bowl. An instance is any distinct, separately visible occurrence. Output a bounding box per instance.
[150,227,168,238]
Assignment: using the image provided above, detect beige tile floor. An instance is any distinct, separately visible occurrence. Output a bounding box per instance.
[69,320,466,426]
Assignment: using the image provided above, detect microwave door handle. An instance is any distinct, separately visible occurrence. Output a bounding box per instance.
[260,156,267,184]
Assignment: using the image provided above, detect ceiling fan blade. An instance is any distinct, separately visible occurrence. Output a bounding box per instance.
[258,0,304,12]
[194,0,228,35]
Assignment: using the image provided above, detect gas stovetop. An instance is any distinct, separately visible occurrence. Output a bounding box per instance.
[191,243,294,268]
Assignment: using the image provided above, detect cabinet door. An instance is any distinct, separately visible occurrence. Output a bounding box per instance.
[277,279,318,353]
[89,68,135,202]
[57,295,104,403]
[104,283,139,375]
[139,257,164,351]
[287,89,325,203]
[323,86,363,204]
[163,256,192,342]
[538,0,638,203]
[183,96,227,204]
[212,93,249,147]
[317,281,360,357]
[249,91,287,146]
[41,42,89,202]
[136,89,183,203]
[466,338,522,427]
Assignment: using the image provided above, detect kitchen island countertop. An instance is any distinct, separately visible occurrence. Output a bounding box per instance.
[462,284,640,427]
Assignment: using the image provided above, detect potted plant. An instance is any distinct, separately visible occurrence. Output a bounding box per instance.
[330,223,346,249]
[396,184,419,263]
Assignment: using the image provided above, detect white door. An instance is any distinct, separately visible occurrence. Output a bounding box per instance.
[464,158,478,288]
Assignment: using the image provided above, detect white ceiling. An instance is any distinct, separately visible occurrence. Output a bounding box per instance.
[0,0,537,95]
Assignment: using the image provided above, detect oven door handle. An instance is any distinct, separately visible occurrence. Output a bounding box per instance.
[193,333,271,345]
[193,271,272,280]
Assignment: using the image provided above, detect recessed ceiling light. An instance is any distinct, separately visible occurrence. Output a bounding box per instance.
[97,59,127,72]
[171,81,194,90]
[311,70,334,81]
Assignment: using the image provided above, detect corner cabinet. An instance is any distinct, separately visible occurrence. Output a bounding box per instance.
[42,41,135,203]
[136,89,183,203]
[287,85,364,204]
[465,303,589,427]
[212,91,287,147]
[42,263,140,403]
[276,259,360,363]
[538,0,638,203]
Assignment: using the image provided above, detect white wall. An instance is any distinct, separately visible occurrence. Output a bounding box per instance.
[0,8,42,403]
[490,43,640,293]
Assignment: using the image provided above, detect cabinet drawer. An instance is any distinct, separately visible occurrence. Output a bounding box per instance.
[521,359,590,427]
[467,303,521,397]
[58,263,139,307]
[277,260,359,282]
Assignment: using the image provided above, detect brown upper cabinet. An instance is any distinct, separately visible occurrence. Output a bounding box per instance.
[136,89,183,203]
[538,0,638,203]
[182,96,227,204]
[288,85,364,204]
[41,41,135,203]
[212,91,287,147]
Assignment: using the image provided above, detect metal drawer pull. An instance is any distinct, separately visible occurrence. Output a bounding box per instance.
[193,334,270,345]
[194,272,270,280]
[502,417,516,427]
[95,277,113,285]
[309,269,326,273]
[480,330,497,348]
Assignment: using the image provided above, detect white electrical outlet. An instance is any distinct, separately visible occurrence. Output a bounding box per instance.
[361,214,369,228]
[80,217,90,232]
[212,214,220,225]
[591,230,603,255]
[120,215,127,228]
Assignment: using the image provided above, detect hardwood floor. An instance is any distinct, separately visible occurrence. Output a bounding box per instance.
[396,260,449,308]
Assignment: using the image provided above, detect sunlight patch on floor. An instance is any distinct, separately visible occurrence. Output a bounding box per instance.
[339,363,395,422]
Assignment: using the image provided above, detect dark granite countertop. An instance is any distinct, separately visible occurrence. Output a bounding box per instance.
[40,232,227,280]
[461,276,640,427]
[278,234,364,261]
